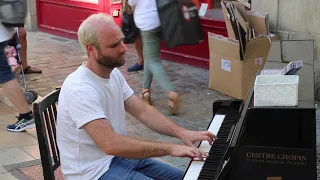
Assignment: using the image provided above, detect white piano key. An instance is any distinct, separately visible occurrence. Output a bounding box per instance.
[198,115,225,152]
[183,161,205,180]
[183,115,225,180]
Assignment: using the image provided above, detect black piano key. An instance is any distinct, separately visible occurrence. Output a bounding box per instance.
[198,110,239,180]
[210,144,226,148]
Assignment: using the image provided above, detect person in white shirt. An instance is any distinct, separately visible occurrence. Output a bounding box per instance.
[128,0,180,115]
[0,23,35,132]
[56,13,216,180]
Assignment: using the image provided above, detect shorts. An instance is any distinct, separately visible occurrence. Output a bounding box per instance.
[0,41,15,84]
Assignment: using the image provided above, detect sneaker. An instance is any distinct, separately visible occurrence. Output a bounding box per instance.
[127,63,143,72]
[7,116,35,132]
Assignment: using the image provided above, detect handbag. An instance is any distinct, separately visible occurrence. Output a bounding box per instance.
[0,0,27,27]
[156,0,203,48]
[121,0,139,44]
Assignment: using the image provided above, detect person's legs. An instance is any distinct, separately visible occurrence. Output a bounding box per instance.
[140,27,180,114]
[127,35,144,72]
[131,158,183,180]
[140,27,172,92]
[139,32,153,104]
[0,41,35,132]
[99,157,152,180]
[99,157,183,180]
[18,27,42,74]
[135,35,144,65]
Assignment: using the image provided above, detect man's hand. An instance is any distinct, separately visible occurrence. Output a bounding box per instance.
[168,144,208,161]
[178,130,217,147]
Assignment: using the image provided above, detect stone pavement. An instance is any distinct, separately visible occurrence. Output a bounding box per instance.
[0,31,319,179]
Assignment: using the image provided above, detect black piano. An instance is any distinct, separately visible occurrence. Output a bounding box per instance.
[183,71,317,180]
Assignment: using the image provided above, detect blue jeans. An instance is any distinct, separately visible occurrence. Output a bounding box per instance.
[99,157,184,180]
[0,41,14,84]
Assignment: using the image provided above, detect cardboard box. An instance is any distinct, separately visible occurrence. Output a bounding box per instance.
[221,1,269,45]
[221,1,249,41]
[247,10,269,36]
[208,32,272,99]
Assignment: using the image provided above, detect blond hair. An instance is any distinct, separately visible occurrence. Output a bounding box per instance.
[77,13,115,54]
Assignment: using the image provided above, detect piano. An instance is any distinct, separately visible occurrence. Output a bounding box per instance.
[183,71,317,180]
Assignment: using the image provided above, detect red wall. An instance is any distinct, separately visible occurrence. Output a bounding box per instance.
[36,0,227,69]
[36,0,122,39]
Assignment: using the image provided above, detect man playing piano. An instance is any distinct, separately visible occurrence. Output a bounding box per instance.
[56,13,216,180]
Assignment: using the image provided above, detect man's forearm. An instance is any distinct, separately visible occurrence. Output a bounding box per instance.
[108,134,171,159]
[125,95,186,139]
[137,104,185,139]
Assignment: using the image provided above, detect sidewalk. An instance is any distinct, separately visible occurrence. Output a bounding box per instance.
[0,31,319,179]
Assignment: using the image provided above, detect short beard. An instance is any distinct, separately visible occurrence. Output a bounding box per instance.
[96,46,124,69]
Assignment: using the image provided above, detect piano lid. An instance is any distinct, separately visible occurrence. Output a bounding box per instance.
[229,73,255,148]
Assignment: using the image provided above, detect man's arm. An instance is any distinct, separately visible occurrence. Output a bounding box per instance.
[66,86,206,160]
[124,95,185,139]
[117,69,216,148]
[83,118,206,159]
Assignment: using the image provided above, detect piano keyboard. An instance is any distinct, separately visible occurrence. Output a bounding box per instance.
[183,110,239,180]
[183,114,225,180]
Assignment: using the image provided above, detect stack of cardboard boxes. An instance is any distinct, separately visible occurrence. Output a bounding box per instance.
[208,1,275,100]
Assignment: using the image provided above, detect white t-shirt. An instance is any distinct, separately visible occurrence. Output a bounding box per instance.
[56,65,134,180]
[128,0,161,31]
[0,23,15,43]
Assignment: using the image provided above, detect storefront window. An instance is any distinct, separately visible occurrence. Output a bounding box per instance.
[199,0,251,20]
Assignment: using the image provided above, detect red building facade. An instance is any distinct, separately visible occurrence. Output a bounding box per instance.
[36,0,231,69]
[36,0,122,39]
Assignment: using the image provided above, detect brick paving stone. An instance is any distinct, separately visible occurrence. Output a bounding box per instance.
[21,31,320,174]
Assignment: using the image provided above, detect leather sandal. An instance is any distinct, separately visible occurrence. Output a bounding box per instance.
[168,94,180,115]
[141,90,151,105]
[23,66,42,74]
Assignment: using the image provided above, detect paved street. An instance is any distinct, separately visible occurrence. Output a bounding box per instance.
[0,31,320,179]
